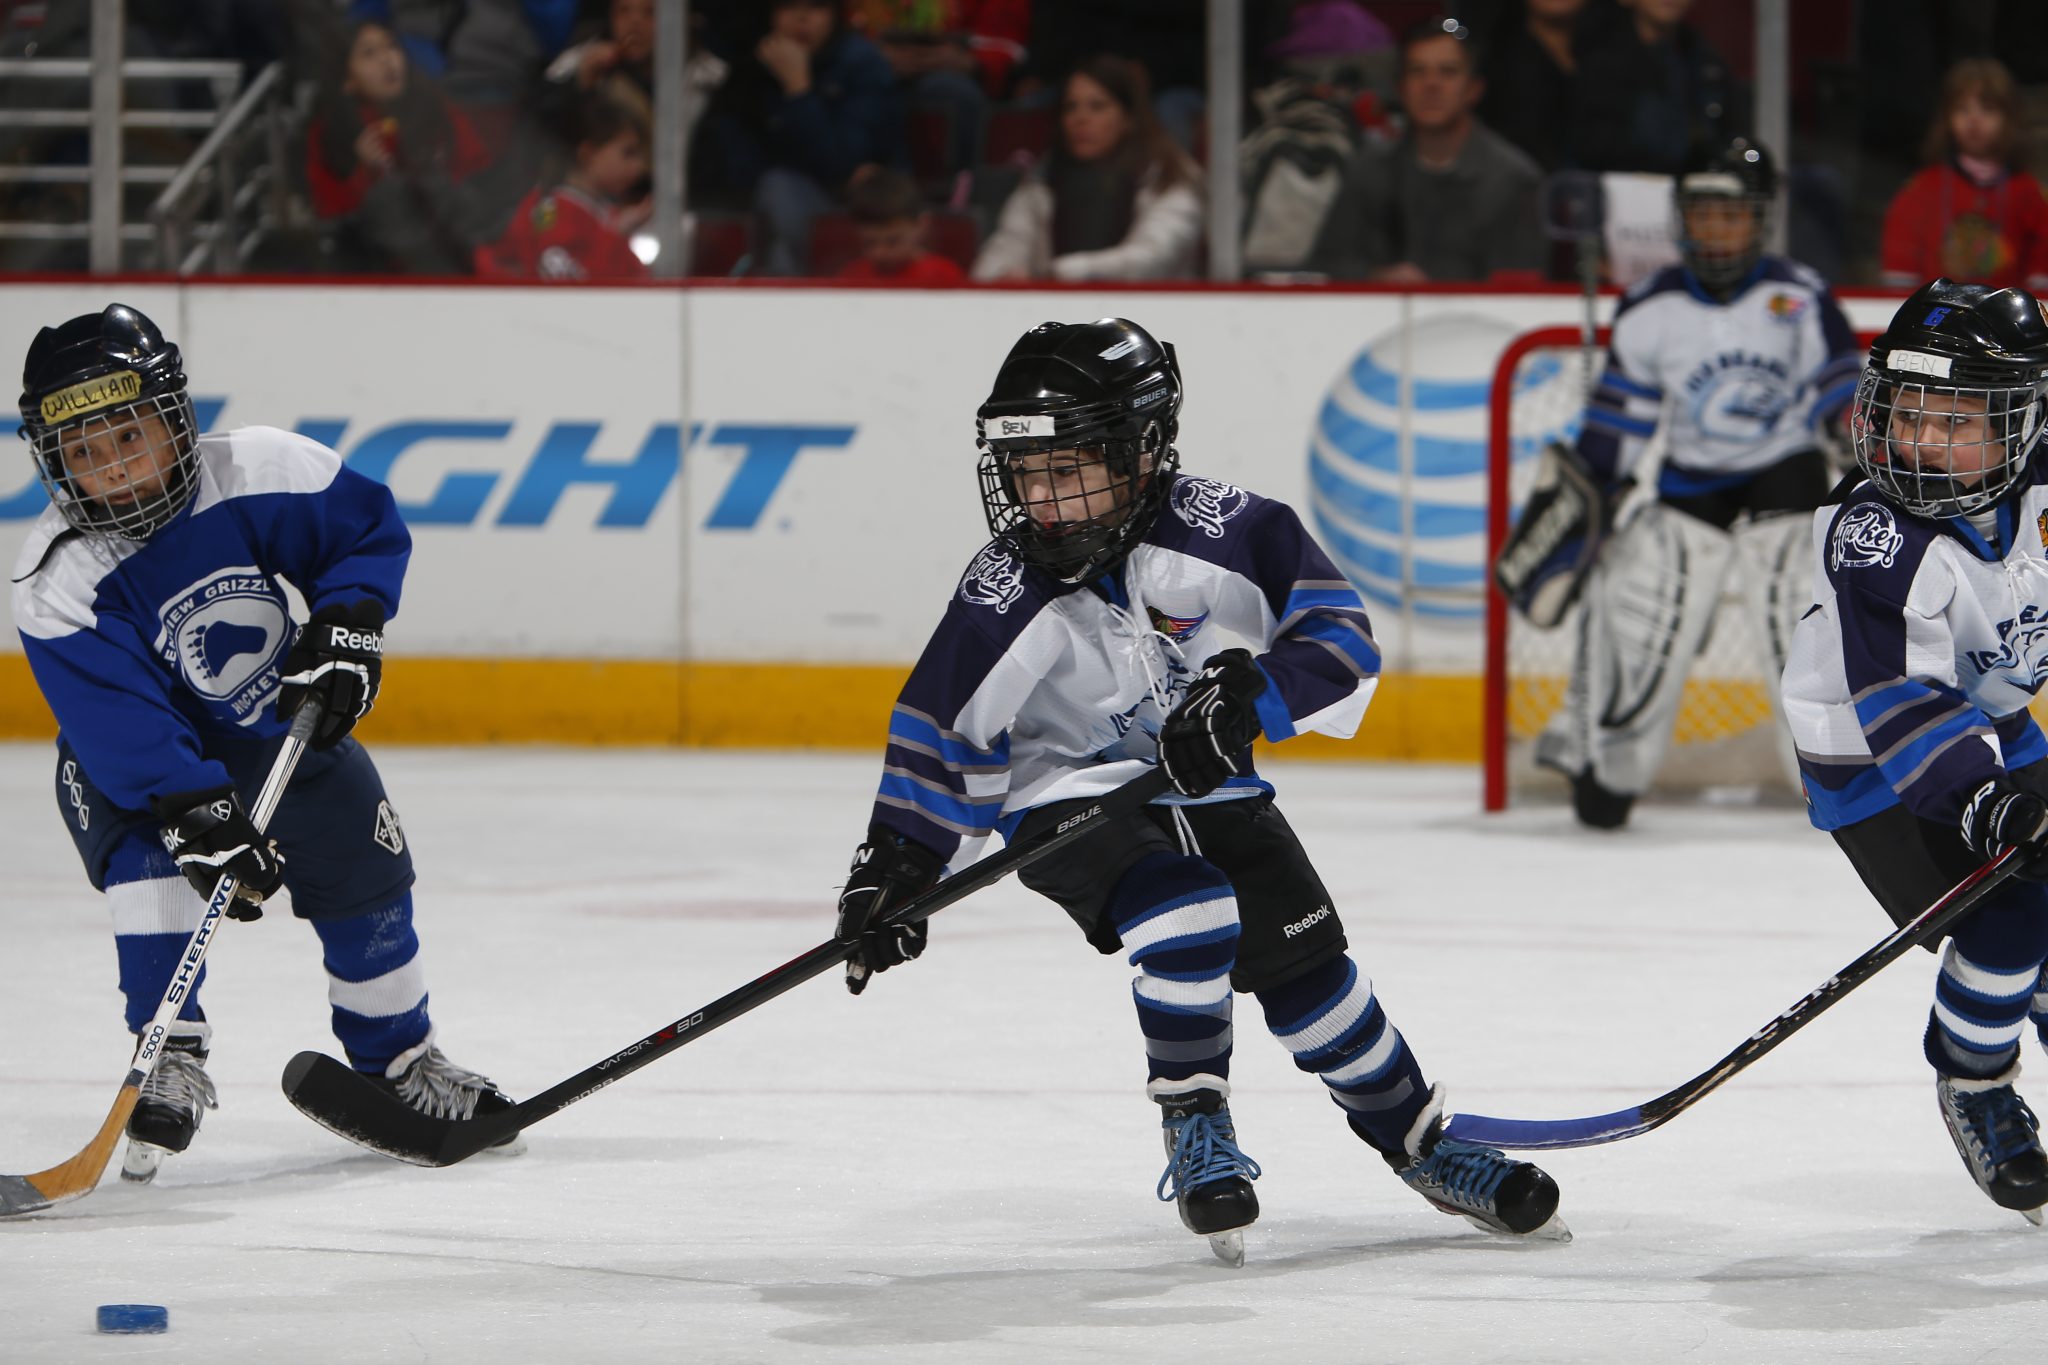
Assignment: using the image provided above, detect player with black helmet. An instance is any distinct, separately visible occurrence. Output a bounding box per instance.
[1495,136,1863,827]
[1784,278,2048,1223]
[12,303,521,1181]
[831,318,1568,1264]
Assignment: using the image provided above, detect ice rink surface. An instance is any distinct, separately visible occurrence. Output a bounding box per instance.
[2,746,2045,1363]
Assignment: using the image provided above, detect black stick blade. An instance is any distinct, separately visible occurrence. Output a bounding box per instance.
[281,1051,516,1167]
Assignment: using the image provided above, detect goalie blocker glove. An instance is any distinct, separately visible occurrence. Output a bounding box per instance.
[1159,649,1268,798]
[1492,442,1617,629]
[153,785,285,920]
[836,825,944,995]
[279,601,384,749]
[1960,778,2048,880]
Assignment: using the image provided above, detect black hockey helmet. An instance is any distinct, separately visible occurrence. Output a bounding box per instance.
[1851,278,2048,518]
[975,318,1183,582]
[1672,137,1776,295]
[18,303,199,540]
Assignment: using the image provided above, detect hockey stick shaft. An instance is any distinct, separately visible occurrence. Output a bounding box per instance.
[0,703,320,1217]
[1444,845,2025,1150]
[283,766,1178,1166]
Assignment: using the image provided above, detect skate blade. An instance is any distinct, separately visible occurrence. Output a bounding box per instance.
[2021,1205,2044,1228]
[1458,1209,1573,1244]
[1205,1230,1245,1267]
[119,1141,168,1184]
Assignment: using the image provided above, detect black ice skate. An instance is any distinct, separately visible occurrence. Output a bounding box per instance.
[1570,766,1633,830]
[122,1021,217,1183]
[1379,1086,1569,1241]
[373,1035,525,1155]
[1153,1077,1261,1267]
[1936,1063,2048,1225]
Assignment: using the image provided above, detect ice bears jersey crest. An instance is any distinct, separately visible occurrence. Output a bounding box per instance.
[1170,477,1249,538]
[960,543,1027,613]
[1830,503,1906,574]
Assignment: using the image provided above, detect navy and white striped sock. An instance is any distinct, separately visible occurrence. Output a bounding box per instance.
[1925,942,2038,1078]
[1257,955,1426,1153]
[1110,853,1241,1085]
[313,896,432,1074]
[104,838,206,1033]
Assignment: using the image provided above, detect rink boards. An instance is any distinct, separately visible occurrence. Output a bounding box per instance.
[0,281,1905,753]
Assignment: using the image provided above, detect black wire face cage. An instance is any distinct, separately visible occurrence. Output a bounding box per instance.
[1671,185,1771,294]
[977,419,1180,582]
[29,390,201,540]
[1851,368,2045,518]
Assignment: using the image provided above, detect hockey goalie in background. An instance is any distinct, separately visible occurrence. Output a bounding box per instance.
[1494,137,1863,828]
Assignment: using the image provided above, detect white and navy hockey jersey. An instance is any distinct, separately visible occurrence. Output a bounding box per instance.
[1579,258,1861,497]
[11,426,408,811]
[1782,463,2048,831]
[868,474,1380,863]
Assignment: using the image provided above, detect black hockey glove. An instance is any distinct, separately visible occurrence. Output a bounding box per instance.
[836,825,944,996]
[1960,778,2048,881]
[278,601,385,750]
[153,785,286,920]
[1159,649,1269,798]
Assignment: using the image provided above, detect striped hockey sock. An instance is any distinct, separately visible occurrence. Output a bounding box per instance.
[314,895,432,1073]
[104,838,207,1033]
[1110,853,1242,1085]
[1256,955,1427,1153]
[1925,942,2041,1078]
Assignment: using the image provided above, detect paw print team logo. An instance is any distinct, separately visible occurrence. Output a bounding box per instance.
[1169,476,1249,539]
[959,543,1027,613]
[153,566,292,724]
[1829,503,1906,574]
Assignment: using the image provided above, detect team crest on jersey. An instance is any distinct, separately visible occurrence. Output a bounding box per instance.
[1147,606,1208,642]
[152,566,292,724]
[1765,292,1808,323]
[373,799,405,855]
[959,543,1026,613]
[1829,503,1906,573]
[1169,477,1248,538]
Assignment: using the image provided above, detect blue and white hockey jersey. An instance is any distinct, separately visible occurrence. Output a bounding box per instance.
[1579,259,1861,496]
[1782,462,2048,831]
[11,426,408,811]
[868,474,1380,863]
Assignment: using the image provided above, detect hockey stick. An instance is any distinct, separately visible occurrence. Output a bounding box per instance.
[282,766,1178,1166]
[0,700,322,1216]
[1444,845,2026,1151]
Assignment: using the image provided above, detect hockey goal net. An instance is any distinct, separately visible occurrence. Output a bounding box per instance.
[1481,324,1876,812]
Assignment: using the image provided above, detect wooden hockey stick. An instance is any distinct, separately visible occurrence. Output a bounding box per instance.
[282,767,1177,1167]
[1445,846,2026,1150]
[0,701,321,1216]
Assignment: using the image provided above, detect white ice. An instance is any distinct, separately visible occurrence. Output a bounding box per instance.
[2,747,2045,1363]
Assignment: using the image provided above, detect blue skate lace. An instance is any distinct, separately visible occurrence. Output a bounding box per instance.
[1955,1086,2043,1167]
[1156,1111,1262,1204]
[1406,1137,1513,1214]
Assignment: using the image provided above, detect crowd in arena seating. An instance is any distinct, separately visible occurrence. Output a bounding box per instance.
[3,0,2048,289]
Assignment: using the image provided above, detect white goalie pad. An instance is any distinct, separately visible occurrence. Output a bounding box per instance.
[1535,503,1735,794]
[1731,511,1815,788]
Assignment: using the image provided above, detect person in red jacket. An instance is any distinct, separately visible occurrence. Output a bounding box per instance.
[475,93,652,281]
[1881,57,2048,293]
[305,20,495,274]
[836,167,967,283]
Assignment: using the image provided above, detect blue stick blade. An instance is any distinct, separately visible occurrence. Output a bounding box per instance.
[1445,1105,1652,1150]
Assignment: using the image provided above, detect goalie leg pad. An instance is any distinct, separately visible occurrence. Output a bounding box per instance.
[1732,511,1817,789]
[1536,502,1735,795]
[1494,443,1613,629]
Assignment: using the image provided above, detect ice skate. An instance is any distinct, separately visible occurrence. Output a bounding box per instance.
[1153,1077,1261,1267]
[1936,1064,2048,1225]
[121,1021,217,1183]
[1570,766,1633,831]
[1380,1087,1569,1241]
[375,1035,525,1156]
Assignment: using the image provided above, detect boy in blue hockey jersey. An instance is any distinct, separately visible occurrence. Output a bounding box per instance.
[12,304,518,1181]
[1783,279,2048,1222]
[830,317,1567,1263]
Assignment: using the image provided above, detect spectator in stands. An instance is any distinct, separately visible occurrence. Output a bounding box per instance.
[835,167,968,283]
[1478,0,1587,173]
[696,0,904,276]
[1308,21,1543,282]
[347,0,577,97]
[1012,2,1209,153]
[1571,0,1732,176]
[307,19,495,274]
[475,91,652,281]
[846,2,1031,181]
[547,0,655,102]
[972,55,1204,282]
[1881,58,2048,293]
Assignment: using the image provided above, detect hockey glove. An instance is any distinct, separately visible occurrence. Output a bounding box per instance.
[153,785,285,920]
[1159,649,1269,798]
[836,825,944,996]
[278,601,385,750]
[1960,778,2048,881]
